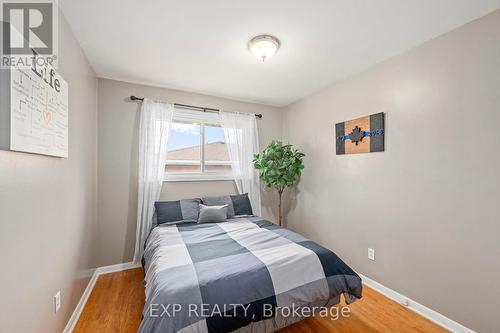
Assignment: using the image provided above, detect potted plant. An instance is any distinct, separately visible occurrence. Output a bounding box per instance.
[253,140,305,226]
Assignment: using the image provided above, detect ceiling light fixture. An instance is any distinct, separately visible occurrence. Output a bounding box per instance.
[248,35,280,62]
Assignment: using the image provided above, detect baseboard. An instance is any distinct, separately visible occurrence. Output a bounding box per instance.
[62,269,98,333]
[63,261,141,333]
[95,261,141,275]
[358,273,475,333]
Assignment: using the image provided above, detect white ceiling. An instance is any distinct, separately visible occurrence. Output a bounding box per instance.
[60,0,500,106]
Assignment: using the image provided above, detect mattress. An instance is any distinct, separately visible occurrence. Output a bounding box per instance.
[139,216,362,333]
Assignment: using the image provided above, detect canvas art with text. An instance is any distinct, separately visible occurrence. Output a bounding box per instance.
[335,112,385,155]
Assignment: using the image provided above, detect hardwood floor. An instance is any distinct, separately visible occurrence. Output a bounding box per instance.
[74,269,145,333]
[74,268,447,333]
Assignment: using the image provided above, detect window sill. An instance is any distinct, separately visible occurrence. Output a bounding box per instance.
[164,174,234,182]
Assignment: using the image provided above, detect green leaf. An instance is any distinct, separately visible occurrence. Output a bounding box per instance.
[253,140,305,193]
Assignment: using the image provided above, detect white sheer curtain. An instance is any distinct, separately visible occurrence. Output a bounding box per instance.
[220,111,261,216]
[133,99,174,263]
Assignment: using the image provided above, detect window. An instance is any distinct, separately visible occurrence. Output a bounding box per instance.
[165,109,232,181]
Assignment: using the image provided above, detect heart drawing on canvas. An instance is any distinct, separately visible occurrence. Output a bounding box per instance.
[42,111,53,125]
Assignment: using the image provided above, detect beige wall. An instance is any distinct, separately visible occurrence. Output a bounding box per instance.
[96,78,283,266]
[0,13,98,333]
[159,181,237,201]
[282,10,500,333]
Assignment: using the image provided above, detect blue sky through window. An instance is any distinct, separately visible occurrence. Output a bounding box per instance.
[168,123,225,151]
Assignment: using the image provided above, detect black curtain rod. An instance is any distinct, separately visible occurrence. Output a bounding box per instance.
[130,95,263,119]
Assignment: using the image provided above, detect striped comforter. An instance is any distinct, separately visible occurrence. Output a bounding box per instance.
[139,217,362,333]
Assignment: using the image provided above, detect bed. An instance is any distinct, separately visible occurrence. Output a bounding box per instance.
[139,215,362,333]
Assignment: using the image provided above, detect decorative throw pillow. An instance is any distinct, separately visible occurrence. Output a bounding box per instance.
[154,198,201,225]
[198,204,228,223]
[201,193,253,218]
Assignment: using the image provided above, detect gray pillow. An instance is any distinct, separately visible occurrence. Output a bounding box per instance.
[198,204,228,223]
[201,193,253,218]
[155,198,201,225]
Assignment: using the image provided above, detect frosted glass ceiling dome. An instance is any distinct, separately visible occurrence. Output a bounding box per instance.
[248,35,280,62]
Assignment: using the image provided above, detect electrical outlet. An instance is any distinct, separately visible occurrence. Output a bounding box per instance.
[368,248,375,261]
[54,291,61,313]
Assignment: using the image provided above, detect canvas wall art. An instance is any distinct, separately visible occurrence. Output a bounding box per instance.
[335,112,385,155]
